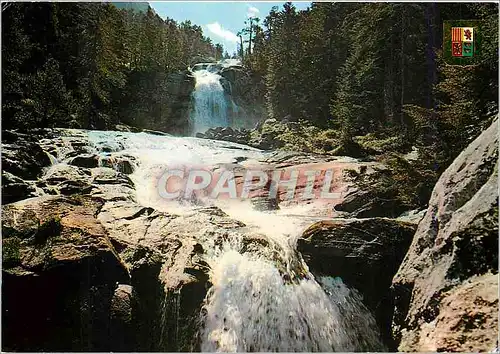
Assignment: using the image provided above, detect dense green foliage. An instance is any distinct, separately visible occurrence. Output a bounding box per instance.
[245,2,498,162]
[2,2,221,131]
[233,2,498,210]
[237,2,498,208]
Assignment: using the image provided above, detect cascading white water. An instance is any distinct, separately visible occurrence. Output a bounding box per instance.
[198,211,384,352]
[84,130,384,352]
[200,249,384,352]
[190,68,229,134]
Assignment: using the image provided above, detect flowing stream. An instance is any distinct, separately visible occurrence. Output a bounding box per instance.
[189,59,246,134]
[81,129,385,352]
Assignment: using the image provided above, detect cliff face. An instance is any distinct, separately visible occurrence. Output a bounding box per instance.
[150,62,267,135]
[163,71,196,135]
[391,119,499,352]
[219,66,266,130]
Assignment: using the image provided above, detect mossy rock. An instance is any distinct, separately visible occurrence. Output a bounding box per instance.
[3,237,21,267]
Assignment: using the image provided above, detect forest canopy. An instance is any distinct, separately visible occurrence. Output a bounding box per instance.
[239,2,498,166]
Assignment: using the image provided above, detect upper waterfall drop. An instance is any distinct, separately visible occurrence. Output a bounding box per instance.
[189,61,236,135]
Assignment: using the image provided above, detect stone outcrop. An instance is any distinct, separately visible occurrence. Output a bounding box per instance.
[110,283,134,350]
[114,71,194,136]
[1,171,38,204]
[1,131,53,204]
[196,126,250,145]
[195,118,327,152]
[2,119,497,352]
[0,165,247,351]
[333,188,408,219]
[164,71,195,135]
[297,218,417,348]
[2,130,52,180]
[204,150,381,213]
[219,66,266,130]
[68,153,99,168]
[391,119,498,352]
[1,129,286,351]
[2,195,130,351]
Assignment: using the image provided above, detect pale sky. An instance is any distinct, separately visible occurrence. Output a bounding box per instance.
[149,2,312,55]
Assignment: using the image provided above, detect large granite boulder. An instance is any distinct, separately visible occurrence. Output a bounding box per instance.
[297,218,416,348]
[2,195,130,351]
[196,126,251,145]
[334,188,408,219]
[391,119,498,352]
[1,131,52,180]
[68,153,99,168]
[1,171,37,204]
[1,127,279,351]
[1,130,53,204]
[2,180,223,352]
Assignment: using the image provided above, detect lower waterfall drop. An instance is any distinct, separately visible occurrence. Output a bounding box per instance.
[199,234,385,352]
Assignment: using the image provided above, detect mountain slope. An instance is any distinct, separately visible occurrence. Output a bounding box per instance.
[113,2,150,13]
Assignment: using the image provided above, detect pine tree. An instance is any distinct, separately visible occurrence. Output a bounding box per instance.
[22,57,74,128]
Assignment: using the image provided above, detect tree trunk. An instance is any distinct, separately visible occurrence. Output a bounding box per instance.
[400,5,406,132]
[249,18,253,56]
[239,35,244,59]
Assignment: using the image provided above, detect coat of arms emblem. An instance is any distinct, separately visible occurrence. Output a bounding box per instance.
[443,21,481,65]
[452,27,474,57]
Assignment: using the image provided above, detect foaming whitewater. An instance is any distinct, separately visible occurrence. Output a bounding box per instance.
[87,130,267,214]
[190,69,229,134]
[201,249,382,351]
[199,213,384,352]
[85,129,384,352]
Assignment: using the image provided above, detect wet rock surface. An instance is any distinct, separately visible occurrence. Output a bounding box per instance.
[196,118,293,150]
[196,126,251,145]
[68,153,99,168]
[1,171,250,351]
[1,171,38,204]
[2,131,52,180]
[1,129,283,351]
[110,284,135,350]
[334,188,408,219]
[2,195,130,351]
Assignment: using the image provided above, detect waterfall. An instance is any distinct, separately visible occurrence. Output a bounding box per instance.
[85,130,385,352]
[200,249,383,352]
[198,206,384,352]
[190,68,229,134]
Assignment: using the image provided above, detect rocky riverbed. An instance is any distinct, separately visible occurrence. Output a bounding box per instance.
[2,120,498,352]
